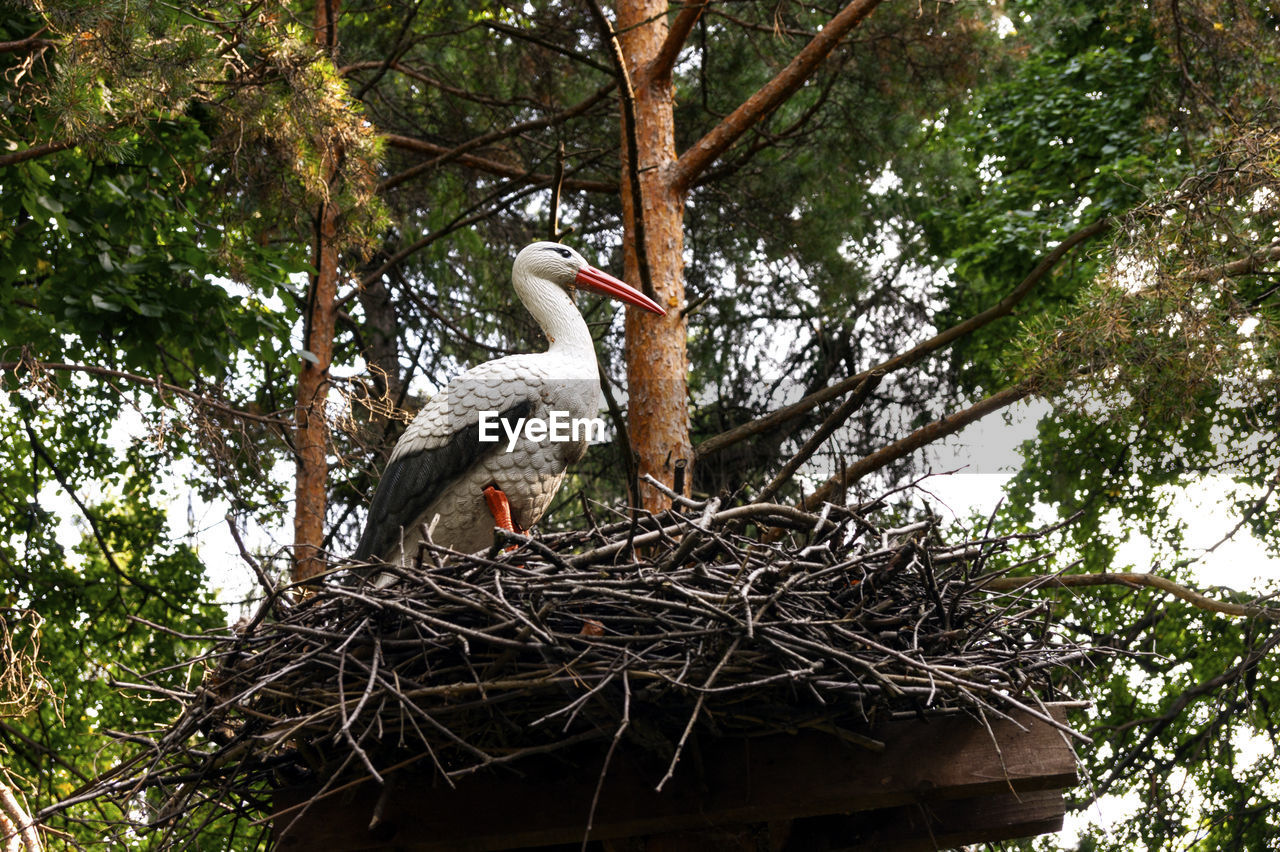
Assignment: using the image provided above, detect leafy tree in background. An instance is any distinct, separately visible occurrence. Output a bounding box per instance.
[2,1,377,844]
[2,0,1280,849]
[911,3,1280,848]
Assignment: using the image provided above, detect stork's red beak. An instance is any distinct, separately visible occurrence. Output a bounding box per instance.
[575,265,666,315]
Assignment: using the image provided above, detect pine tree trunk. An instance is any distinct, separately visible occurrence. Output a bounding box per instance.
[293,0,342,583]
[617,0,692,511]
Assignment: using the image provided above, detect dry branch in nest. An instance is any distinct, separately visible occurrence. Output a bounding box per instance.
[37,495,1091,848]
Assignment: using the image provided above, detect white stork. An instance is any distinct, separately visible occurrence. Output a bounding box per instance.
[351,241,664,572]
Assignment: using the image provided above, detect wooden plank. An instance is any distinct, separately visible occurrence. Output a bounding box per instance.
[601,820,793,852]
[274,705,1077,851]
[608,790,1065,852]
[815,789,1066,851]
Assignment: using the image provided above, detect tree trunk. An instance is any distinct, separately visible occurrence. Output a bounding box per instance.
[618,0,692,511]
[293,0,342,583]
[613,0,886,511]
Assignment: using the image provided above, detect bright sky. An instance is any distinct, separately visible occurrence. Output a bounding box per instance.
[922,400,1278,589]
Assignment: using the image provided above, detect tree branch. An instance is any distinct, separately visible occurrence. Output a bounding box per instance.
[21,421,183,612]
[754,371,881,504]
[356,175,551,288]
[1092,624,1280,798]
[482,19,612,74]
[671,0,886,192]
[799,382,1036,510]
[351,0,425,99]
[378,81,616,192]
[646,2,709,86]
[695,217,1111,460]
[0,783,42,852]
[0,360,289,426]
[689,52,847,186]
[598,361,641,509]
[340,59,522,107]
[0,137,80,169]
[1186,240,1280,281]
[980,572,1280,621]
[381,135,615,194]
[0,30,55,54]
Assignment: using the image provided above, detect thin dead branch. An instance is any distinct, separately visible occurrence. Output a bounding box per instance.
[695,217,1111,460]
[980,571,1280,621]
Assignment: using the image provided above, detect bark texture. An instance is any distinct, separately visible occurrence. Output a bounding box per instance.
[618,0,692,511]
[614,0,887,510]
[293,0,342,583]
[294,201,339,582]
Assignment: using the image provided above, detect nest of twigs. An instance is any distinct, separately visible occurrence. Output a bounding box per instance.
[44,492,1089,848]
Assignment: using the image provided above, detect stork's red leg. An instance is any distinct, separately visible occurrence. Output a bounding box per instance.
[483,486,521,534]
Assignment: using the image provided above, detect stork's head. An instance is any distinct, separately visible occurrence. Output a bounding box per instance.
[513,242,665,315]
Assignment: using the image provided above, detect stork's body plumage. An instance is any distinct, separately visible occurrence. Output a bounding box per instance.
[352,242,664,570]
[355,352,595,563]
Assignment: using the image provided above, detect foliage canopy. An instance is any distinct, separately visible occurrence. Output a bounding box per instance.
[2,0,1279,848]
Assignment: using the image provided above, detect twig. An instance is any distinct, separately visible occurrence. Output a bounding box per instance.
[980,571,1280,621]
[580,672,630,851]
[656,637,741,792]
[754,371,881,503]
[2,360,289,426]
[225,515,277,597]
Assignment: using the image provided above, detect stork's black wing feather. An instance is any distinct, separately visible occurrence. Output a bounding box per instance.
[352,399,532,563]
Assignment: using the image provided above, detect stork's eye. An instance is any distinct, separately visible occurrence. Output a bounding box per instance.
[553,247,571,258]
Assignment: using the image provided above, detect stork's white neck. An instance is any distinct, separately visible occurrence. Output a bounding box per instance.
[513,270,596,357]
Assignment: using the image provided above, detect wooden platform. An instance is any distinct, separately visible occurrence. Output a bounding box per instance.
[274,705,1078,851]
